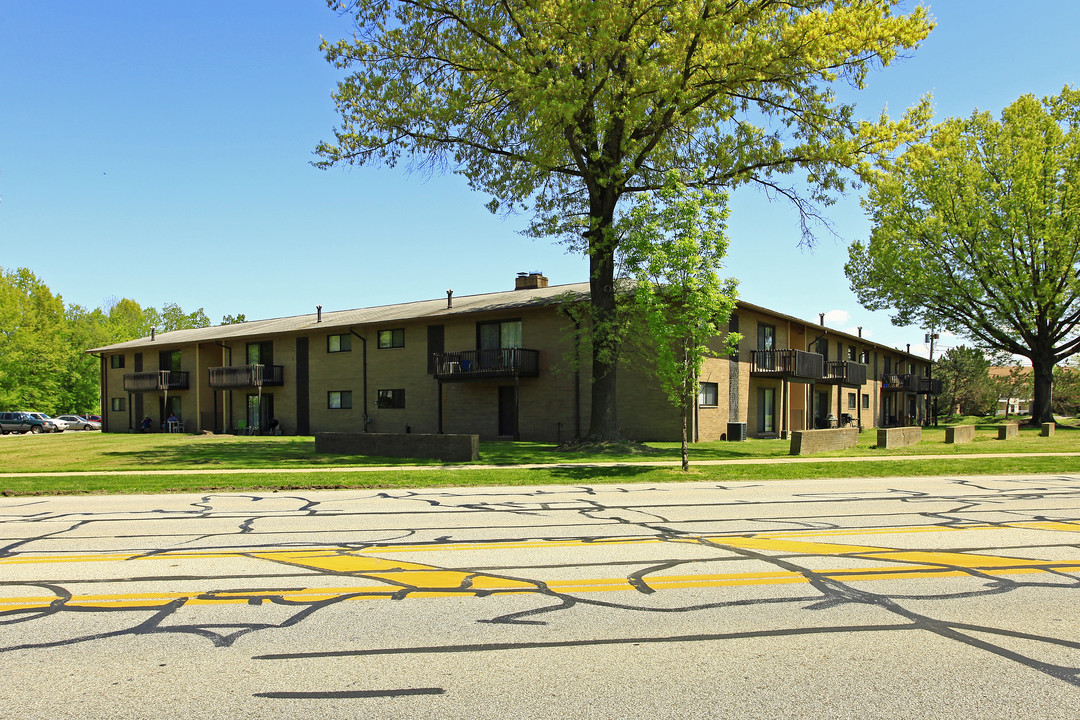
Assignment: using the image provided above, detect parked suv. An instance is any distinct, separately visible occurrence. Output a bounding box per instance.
[0,412,48,434]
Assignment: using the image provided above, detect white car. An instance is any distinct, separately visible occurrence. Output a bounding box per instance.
[56,415,101,431]
[26,412,66,432]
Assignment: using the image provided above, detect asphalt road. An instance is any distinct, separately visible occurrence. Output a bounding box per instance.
[2,474,1079,719]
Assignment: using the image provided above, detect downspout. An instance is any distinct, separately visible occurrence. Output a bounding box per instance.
[349,329,369,431]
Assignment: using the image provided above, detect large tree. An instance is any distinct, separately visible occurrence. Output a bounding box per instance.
[318,0,933,440]
[847,88,1080,425]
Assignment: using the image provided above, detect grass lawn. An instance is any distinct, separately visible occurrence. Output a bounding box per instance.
[1,418,1077,496]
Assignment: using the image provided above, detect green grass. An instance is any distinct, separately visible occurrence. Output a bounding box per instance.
[1,419,1077,496]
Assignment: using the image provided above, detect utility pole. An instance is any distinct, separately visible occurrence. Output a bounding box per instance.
[925,329,939,426]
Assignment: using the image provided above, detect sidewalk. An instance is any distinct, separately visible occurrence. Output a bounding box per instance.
[2,452,1078,478]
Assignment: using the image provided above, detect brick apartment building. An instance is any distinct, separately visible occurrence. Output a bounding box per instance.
[89,273,939,441]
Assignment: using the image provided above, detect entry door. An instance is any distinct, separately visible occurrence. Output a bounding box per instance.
[498,386,517,437]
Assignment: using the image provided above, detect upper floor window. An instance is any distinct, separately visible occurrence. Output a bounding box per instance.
[378,329,405,349]
[159,350,181,372]
[884,356,892,374]
[860,349,870,364]
[327,334,352,353]
[847,345,857,362]
[247,341,273,366]
[478,319,522,350]
[757,323,775,351]
[110,354,125,369]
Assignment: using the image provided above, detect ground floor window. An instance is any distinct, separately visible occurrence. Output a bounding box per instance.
[862,393,870,409]
[757,387,775,434]
[698,382,718,407]
[111,397,126,412]
[848,392,857,409]
[246,394,274,431]
[328,390,352,409]
[377,389,405,409]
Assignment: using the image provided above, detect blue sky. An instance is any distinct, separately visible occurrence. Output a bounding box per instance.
[2,1,1078,359]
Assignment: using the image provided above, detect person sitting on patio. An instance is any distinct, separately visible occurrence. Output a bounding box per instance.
[266,418,280,435]
[141,416,152,432]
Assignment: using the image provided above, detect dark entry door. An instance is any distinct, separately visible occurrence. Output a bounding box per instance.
[498,386,517,437]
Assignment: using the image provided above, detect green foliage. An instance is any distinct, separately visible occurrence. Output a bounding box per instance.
[619,170,739,467]
[222,313,247,325]
[1053,358,1080,415]
[936,346,995,417]
[0,269,211,415]
[319,0,933,439]
[847,87,1080,423]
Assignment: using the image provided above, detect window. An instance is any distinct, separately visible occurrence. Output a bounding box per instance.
[848,392,857,409]
[478,319,522,350]
[884,356,892,374]
[328,391,352,409]
[111,397,126,411]
[862,393,870,409]
[160,350,181,372]
[327,334,352,353]
[247,341,273,366]
[848,345,857,362]
[698,382,719,407]
[815,337,829,361]
[378,328,405,349]
[377,389,405,409]
[110,354,125,369]
[860,349,870,364]
[757,323,776,351]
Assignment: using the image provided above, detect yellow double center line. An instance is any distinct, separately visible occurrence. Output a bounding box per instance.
[3,521,1078,612]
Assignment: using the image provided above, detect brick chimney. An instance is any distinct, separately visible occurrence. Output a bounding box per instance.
[515,271,549,290]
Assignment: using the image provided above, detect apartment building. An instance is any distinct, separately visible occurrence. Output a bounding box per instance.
[88,273,939,441]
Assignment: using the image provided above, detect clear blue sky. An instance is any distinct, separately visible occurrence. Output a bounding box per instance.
[3,1,1078,359]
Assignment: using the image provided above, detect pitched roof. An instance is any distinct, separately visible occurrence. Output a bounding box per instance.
[87,282,591,353]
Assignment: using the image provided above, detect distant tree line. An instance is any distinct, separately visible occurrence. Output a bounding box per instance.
[0,267,220,416]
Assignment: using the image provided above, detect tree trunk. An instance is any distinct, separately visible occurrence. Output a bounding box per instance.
[1030,352,1055,425]
[584,189,623,442]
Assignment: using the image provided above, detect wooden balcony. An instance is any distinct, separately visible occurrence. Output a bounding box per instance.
[820,360,868,386]
[916,376,942,395]
[881,373,916,392]
[208,364,284,389]
[433,348,540,381]
[123,370,190,392]
[749,349,824,381]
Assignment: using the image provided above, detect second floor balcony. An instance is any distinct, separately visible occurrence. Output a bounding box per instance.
[821,360,868,386]
[750,349,824,381]
[208,364,285,389]
[434,348,540,381]
[123,370,190,392]
[881,373,940,394]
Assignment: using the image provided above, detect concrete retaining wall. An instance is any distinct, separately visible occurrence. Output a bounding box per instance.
[789,428,859,456]
[877,426,922,450]
[997,423,1019,440]
[945,425,975,444]
[315,432,479,462]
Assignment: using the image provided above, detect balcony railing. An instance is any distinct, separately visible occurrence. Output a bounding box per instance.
[208,364,284,389]
[123,370,190,392]
[881,373,916,392]
[433,348,540,381]
[821,360,868,386]
[749,349,824,380]
[915,376,942,395]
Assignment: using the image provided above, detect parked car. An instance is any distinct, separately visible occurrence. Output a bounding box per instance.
[86,414,102,423]
[0,412,48,434]
[56,415,101,431]
[25,412,66,432]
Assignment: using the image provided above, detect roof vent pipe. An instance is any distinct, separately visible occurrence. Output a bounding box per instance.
[907,343,911,354]
[857,326,863,338]
[447,289,453,309]
[316,305,322,323]
[819,313,825,326]
[150,327,156,341]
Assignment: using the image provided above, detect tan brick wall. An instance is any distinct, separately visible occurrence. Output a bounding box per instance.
[790,428,859,455]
